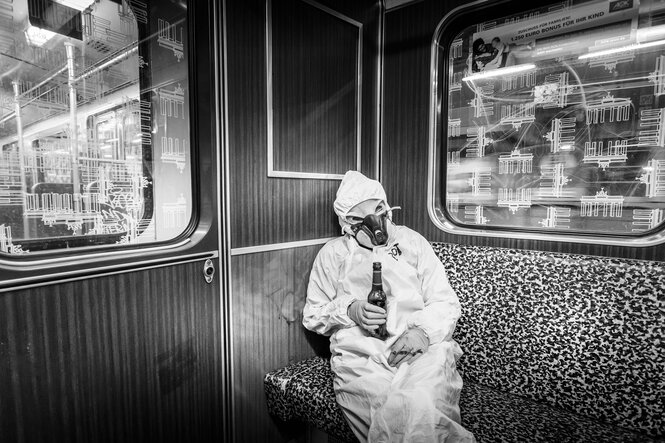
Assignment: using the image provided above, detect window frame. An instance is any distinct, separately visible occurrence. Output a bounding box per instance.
[0,0,220,290]
[428,0,665,247]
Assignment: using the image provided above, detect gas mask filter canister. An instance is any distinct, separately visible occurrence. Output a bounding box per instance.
[350,213,389,249]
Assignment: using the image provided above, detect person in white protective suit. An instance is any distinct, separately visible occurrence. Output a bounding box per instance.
[303,171,476,443]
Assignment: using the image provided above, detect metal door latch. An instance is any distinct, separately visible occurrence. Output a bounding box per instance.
[203,259,215,284]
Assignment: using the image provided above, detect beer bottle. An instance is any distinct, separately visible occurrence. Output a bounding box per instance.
[367,262,388,339]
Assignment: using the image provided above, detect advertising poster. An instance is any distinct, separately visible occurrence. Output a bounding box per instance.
[469,0,638,73]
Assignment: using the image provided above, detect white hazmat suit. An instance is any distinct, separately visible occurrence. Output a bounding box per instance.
[303,171,476,443]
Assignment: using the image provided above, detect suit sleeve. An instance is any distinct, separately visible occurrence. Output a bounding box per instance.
[302,243,357,336]
[407,235,461,344]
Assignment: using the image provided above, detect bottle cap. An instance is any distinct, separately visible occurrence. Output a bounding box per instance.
[372,262,381,270]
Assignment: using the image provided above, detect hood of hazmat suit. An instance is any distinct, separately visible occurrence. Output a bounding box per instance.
[303,171,476,443]
[334,170,390,235]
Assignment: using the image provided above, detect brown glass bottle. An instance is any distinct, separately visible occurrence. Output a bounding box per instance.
[367,262,388,339]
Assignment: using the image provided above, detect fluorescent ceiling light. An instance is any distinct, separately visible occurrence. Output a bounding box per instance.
[579,39,665,59]
[25,26,57,47]
[636,25,665,41]
[52,0,96,11]
[462,64,536,82]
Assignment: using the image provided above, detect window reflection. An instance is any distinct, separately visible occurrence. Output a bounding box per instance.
[0,0,191,254]
[443,0,665,235]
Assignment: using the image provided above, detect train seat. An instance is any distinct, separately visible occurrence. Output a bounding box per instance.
[264,356,356,442]
[264,242,665,442]
[264,356,656,442]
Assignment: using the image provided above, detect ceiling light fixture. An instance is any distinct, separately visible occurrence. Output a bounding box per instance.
[579,39,665,59]
[462,64,536,82]
[25,26,57,47]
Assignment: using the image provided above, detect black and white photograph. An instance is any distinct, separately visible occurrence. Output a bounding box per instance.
[0,0,663,442]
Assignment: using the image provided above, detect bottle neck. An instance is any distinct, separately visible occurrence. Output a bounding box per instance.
[372,269,383,290]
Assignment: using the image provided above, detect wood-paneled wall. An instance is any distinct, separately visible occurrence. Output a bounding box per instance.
[231,246,330,442]
[226,0,382,438]
[0,260,224,442]
[381,0,665,261]
[272,0,360,175]
[226,0,382,249]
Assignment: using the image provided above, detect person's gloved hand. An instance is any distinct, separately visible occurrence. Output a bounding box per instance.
[347,300,387,333]
[388,327,429,367]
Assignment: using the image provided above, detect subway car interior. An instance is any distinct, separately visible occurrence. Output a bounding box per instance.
[0,0,663,441]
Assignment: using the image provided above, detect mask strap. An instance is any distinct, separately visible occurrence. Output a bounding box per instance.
[342,224,355,236]
[372,206,400,217]
[384,206,400,221]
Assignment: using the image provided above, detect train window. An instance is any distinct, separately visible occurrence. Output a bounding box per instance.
[0,0,191,254]
[432,0,665,243]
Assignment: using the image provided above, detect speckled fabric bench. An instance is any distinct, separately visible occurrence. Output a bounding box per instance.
[264,356,357,442]
[264,243,665,442]
[264,356,660,443]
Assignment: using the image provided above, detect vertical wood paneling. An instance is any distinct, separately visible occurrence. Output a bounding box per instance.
[231,245,330,442]
[381,0,665,261]
[273,0,360,175]
[225,1,381,439]
[227,0,381,249]
[0,260,223,442]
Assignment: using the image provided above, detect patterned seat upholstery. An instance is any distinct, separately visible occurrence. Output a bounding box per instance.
[264,357,658,443]
[461,381,660,443]
[264,356,357,442]
[436,243,665,439]
[264,358,659,443]
[264,243,665,442]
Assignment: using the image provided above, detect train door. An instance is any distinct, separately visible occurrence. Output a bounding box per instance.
[0,1,231,441]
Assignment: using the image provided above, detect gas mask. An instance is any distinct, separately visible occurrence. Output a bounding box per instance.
[350,212,390,249]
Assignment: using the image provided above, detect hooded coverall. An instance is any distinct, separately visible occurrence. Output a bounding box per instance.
[303,171,476,443]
